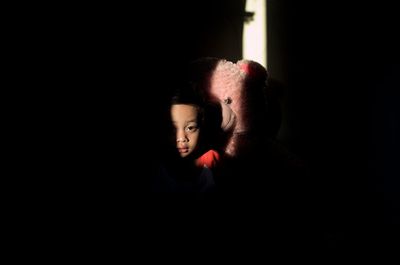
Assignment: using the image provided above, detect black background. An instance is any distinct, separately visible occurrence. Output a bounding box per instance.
[29,0,399,261]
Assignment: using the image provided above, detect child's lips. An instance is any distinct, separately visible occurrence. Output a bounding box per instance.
[177,147,189,153]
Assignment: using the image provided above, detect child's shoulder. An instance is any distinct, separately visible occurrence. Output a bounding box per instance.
[195,149,220,168]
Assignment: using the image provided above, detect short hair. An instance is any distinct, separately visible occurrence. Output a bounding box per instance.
[170,82,206,124]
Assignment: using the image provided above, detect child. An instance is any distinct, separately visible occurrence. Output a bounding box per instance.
[152,83,220,192]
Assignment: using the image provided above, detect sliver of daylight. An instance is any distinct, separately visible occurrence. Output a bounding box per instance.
[242,0,267,68]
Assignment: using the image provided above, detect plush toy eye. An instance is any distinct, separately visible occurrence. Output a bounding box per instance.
[224,97,232,104]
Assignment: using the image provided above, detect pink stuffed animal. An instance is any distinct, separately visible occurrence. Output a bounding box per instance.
[189,58,270,157]
[208,59,268,157]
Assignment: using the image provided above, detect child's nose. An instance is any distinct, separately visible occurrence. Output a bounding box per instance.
[177,137,188,143]
[176,130,188,142]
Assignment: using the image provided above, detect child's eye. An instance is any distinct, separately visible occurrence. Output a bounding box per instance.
[185,125,198,132]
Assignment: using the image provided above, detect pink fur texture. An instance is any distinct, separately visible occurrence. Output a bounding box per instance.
[208,59,268,157]
[210,60,247,133]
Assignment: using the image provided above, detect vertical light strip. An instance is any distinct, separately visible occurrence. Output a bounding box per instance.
[242,0,267,68]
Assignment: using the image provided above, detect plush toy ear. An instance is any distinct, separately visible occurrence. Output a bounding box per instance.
[237,59,268,81]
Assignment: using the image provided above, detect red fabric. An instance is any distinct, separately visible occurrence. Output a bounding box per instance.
[195,149,220,168]
[238,62,250,74]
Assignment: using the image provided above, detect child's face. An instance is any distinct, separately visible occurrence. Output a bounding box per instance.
[170,104,200,158]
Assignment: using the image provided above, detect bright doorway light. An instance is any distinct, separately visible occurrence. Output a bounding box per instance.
[242,0,267,68]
